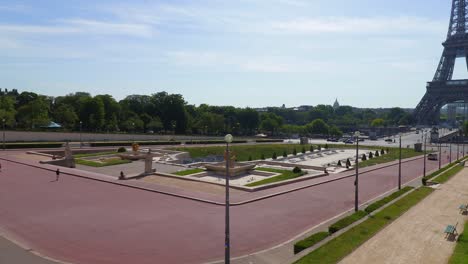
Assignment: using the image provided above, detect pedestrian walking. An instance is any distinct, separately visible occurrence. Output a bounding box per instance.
[56,168,60,181]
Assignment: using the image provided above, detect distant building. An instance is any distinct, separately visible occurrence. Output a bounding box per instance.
[333,98,340,109]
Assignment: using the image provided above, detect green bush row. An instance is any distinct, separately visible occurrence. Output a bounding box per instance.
[255,139,284,143]
[89,141,182,147]
[328,210,368,234]
[364,186,413,214]
[3,143,63,149]
[294,232,329,254]
[294,186,414,254]
[185,140,247,145]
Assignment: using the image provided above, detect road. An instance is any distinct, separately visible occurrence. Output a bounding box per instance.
[0,147,459,264]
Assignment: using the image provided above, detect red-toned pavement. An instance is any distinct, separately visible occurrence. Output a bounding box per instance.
[0,148,459,264]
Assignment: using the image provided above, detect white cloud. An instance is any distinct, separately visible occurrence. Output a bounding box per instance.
[270,16,445,35]
[0,19,154,37]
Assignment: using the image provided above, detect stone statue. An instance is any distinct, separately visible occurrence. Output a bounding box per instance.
[64,142,76,168]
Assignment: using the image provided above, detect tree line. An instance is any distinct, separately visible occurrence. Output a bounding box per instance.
[0,89,414,136]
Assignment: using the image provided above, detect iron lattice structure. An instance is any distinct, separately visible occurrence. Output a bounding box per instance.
[414,0,468,124]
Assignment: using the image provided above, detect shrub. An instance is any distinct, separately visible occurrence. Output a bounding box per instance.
[337,160,342,166]
[90,141,181,147]
[329,211,367,234]
[293,148,297,156]
[272,152,277,160]
[5,143,63,149]
[386,148,390,153]
[261,154,265,160]
[325,144,328,149]
[283,150,288,158]
[248,156,252,161]
[381,149,385,155]
[318,145,322,151]
[364,186,413,214]
[369,152,374,158]
[310,145,314,152]
[117,147,127,153]
[422,177,427,186]
[362,154,367,161]
[302,146,306,154]
[375,150,380,157]
[294,232,329,254]
[346,158,351,167]
[293,167,302,174]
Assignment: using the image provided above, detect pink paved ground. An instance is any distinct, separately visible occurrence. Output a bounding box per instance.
[0,147,459,264]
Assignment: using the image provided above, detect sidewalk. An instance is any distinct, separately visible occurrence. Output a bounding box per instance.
[0,234,59,264]
[339,166,468,264]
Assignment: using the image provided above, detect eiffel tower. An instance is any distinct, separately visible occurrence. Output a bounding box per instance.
[414,0,468,124]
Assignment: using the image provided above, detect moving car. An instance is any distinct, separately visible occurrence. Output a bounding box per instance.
[428,153,438,161]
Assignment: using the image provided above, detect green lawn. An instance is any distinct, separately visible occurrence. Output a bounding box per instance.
[74,151,119,158]
[294,232,329,254]
[295,187,434,264]
[364,186,414,214]
[432,164,464,184]
[174,144,306,161]
[174,144,425,169]
[173,168,205,176]
[246,167,306,187]
[75,158,131,167]
[449,221,468,264]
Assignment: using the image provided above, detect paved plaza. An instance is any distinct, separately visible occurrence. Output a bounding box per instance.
[340,165,468,264]
[0,145,460,264]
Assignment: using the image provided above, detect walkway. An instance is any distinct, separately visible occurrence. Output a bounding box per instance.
[340,166,468,264]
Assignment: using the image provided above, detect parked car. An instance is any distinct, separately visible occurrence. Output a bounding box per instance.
[327,138,339,142]
[428,153,438,161]
[385,138,393,142]
[344,139,354,144]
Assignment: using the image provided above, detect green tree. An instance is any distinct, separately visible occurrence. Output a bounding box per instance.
[0,96,17,127]
[306,119,329,135]
[371,118,385,127]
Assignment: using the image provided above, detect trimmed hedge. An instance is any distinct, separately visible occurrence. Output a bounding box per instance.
[329,211,367,234]
[364,186,413,214]
[89,141,181,147]
[4,143,63,149]
[255,139,284,143]
[185,140,247,145]
[294,232,329,254]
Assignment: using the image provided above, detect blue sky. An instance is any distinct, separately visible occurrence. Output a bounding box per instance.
[0,0,459,108]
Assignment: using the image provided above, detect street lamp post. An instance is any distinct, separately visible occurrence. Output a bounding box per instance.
[224,134,233,264]
[2,118,5,151]
[79,121,83,148]
[398,134,402,190]
[132,122,135,142]
[354,131,360,212]
[439,142,442,169]
[449,141,452,163]
[457,134,460,160]
[423,132,427,177]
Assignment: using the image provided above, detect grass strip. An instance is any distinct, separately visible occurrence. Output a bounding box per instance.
[74,151,118,158]
[75,158,131,167]
[328,211,367,234]
[365,186,414,214]
[432,164,464,184]
[173,168,205,176]
[294,232,329,254]
[449,220,468,264]
[245,167,306,187]
[295,187,434,264]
